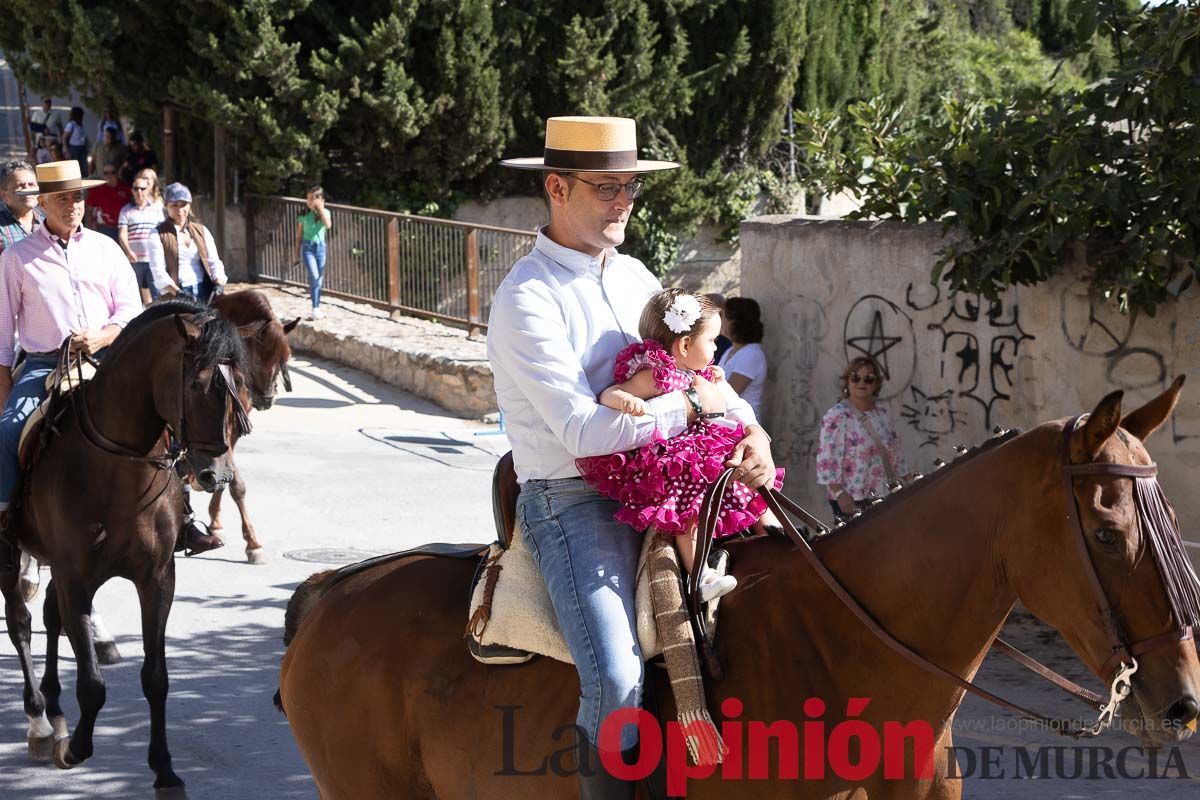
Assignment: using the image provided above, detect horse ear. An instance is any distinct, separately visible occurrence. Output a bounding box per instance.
[1081,390,1124,458]
[1122,375,1187,443]
[238,319,270,339]
[283,317,301,334]
[175,313,204,342]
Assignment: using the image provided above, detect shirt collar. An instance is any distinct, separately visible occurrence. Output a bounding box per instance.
[534,226,616,277]
[37,223,84,248]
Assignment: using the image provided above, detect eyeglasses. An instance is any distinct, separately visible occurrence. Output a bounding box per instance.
[849,373,878,385]
[102,171,116,176]
[565,175,644,201]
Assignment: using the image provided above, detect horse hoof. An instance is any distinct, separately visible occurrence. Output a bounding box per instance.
[52,738,78,770]
[155,785,189,800]
[27,733,54,761]
[96,639,123,665]
[246,547,267,565]
[19,578,38,602]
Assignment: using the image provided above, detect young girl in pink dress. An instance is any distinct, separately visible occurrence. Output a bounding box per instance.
[577,288,785,602]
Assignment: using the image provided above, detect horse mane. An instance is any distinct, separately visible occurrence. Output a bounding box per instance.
[103,298,248,377]
[211,290,292,367]
[823,427,1023,536]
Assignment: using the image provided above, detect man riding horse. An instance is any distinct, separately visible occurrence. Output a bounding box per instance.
[488,116,779,798]
[0,161,215,575]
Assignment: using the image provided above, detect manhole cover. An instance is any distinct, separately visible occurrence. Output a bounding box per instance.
[283,547,385,564]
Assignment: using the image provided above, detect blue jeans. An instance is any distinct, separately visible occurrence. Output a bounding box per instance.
[0,353,60,503]
[178,274,215,305]
[517,478,644,749]
[301,240,326,308]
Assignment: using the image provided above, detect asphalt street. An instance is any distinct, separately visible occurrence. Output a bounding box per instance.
[0,355,1198,799]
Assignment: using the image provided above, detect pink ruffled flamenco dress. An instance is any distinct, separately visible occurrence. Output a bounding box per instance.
[577,340,785,537]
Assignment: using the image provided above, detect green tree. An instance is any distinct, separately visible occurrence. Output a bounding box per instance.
[798,1,1200,315]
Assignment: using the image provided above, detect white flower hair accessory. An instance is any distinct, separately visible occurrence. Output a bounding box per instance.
[663,294,702,334]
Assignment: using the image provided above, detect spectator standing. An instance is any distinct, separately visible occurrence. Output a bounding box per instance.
[34,137,50,165]
[717,296,769,420]
[96,108,125,145]
[120,132,159,185]
[28,98,64,145]
[47,141,65,165]
[117,168,164,304]
[0,161,43,255]
[85,163,132,240]
[293,185,332,319]
[816,356,910,522]
[147,183,227,303]
[63,107,89,177]
[90,127,127,178]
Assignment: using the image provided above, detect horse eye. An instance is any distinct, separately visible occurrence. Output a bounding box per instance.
[1095,528,1121,546]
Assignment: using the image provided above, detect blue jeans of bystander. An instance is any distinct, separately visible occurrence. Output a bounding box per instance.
[302,241,326,308]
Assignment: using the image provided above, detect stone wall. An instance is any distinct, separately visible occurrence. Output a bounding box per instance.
[739,216,1200,533]
[192,196,249,282]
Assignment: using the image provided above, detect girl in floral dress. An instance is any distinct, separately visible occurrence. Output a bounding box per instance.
[577,288,785,602]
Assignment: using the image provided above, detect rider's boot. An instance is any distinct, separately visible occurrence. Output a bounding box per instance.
[175,489,224,556]
[576,730,637,800]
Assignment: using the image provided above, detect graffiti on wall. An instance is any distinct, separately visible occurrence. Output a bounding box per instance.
[774,295,829,464]
[842,295,916,400]
[900,387,964,449]
[1060,279,1196,445]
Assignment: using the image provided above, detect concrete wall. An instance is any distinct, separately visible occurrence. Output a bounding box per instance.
[740,216,1200,532]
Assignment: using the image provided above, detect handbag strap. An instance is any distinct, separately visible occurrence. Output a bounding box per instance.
[853,407,898,483]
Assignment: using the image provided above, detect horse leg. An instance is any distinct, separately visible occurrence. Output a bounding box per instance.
[39,580,71,753]
[52,578,106,770]
[19,551,39,602]
[229,463,265,564]
[137,557,184,791]
[207,484,224,534]
[90,606,123,665]
[0,558,53,760]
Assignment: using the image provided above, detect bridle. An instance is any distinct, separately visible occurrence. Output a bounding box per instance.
[704,417,1196,739]
[72,317,251,471]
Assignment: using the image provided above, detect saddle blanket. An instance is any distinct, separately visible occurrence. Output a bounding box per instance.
[467,526,724,665]
[17,359,97,458]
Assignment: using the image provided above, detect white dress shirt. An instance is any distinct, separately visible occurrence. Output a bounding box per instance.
[146,223,227,294]
[488,228,756,482]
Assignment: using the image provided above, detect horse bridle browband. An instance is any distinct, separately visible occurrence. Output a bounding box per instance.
[701,417,1193,739]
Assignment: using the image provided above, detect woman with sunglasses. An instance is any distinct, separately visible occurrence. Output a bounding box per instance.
[117,168,165,304]
[816,356,909,522]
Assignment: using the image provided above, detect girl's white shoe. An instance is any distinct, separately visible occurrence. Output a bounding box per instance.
[698,568,737,603]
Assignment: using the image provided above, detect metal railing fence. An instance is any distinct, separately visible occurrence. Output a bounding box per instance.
[246,194,536,332]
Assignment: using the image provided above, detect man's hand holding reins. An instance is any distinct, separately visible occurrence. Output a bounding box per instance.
[726,425,777,490]
[70,325,121,356]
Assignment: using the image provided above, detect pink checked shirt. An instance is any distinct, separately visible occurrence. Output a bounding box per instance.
[0,224,142,366]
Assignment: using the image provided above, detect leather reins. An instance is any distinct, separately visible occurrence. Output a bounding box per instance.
[699,418,1191,738]
[71,323,246,470]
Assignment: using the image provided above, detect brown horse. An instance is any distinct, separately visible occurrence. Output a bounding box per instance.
[0,303,252,795]
[205,289,297,562]
[277,382,1200,799]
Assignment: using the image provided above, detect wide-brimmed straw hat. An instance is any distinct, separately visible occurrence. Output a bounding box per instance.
[500,116,679,174]
[16,160,103,196]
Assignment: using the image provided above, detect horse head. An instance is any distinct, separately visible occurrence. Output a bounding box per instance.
[170,311,252,492]
[1005,377,1200,744]
[212,290,296,411]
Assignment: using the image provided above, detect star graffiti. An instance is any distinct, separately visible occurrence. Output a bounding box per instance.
[846,309,902,379]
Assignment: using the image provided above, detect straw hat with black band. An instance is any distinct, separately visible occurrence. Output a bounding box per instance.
[500,116,679,173]
[16,160,103,196]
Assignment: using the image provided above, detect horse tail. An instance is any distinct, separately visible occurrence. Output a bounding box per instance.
[274,569,337,715]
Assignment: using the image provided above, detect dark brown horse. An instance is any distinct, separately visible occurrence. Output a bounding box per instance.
[0,303,252,795]
[277,381,1200,799]
[205,289,297,562]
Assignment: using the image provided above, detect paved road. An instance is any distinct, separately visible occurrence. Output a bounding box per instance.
[2,355,1199,799]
